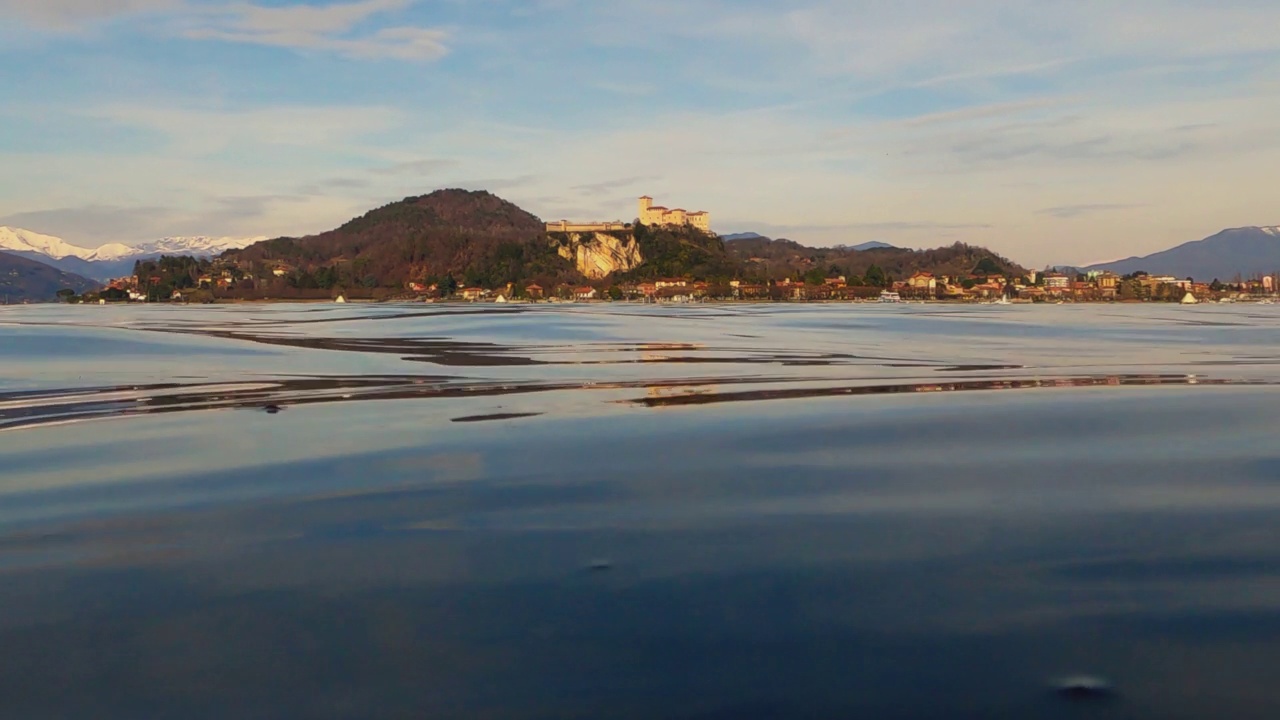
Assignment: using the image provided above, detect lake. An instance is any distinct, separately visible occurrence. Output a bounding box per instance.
[2,302,1280,718]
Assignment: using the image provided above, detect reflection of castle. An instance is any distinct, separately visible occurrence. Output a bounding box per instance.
[646,383,716,400]
[639,196,711,232]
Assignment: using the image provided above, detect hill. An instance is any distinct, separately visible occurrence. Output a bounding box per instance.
[725,235,1024,283]
[0,251,101,302]
[227,189,579,290]
[212,190,1027,294]
[1083,227,1280,281]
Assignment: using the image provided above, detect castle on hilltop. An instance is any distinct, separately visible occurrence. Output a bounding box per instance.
[544,196,713,235]
[639,196,711,232]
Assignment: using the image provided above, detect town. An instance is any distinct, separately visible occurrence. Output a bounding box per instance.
[90,262,1276,305]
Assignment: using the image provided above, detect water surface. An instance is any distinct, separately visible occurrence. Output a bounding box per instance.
[2,302,1280,718]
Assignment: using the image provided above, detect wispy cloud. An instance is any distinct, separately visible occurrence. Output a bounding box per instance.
[184,0,449,60]
[570,176,658,196]
[86,103,405,154]
[1037,203,1144,219]
[370,158,458,176]
[0,0,178,30]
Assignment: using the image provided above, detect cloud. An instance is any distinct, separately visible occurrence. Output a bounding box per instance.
[370,159,458,176]
[1036,204,1144,219]
[0,204,174,243]
[184,0,450,61]
[296,177,373,195]
[0,0,177,29]
[86,103,405,154]
[0,196,312,245]
[737,220,994,235]
[570,176,659,197]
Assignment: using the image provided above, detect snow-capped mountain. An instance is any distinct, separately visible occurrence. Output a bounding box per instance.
[0,227,118,261]
[131,236,265,257]
[0,227,266,281]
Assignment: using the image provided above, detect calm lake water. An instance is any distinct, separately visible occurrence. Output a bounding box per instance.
[2,302,1280,719]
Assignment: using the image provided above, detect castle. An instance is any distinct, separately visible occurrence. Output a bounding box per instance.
[639,196,711,232]
[543,196,711,234]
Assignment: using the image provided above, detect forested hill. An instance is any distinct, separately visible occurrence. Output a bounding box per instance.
[726,236,1026,283]
[226,189,579,289]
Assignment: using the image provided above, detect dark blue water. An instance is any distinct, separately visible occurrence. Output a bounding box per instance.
[2,302,1280,718]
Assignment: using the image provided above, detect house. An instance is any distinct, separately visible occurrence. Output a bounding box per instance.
[525,283,544,299]
[907,272,937,292]
[638,282,658,296]
[461,287,486,301]
[655,278,688,289]
[1043,273,1070,290]
[574,286,598,301]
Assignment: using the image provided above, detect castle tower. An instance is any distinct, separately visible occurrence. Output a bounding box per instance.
[638,196,653,223]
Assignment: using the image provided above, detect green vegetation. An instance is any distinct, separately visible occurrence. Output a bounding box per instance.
[619,222,736,282]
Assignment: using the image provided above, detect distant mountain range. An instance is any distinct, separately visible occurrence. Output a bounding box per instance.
[0,251,100,303]
[844,241,896,251]
[0,227,265,281]
[1081,226,1280,280]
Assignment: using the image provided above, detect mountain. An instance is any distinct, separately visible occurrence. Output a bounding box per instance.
[0,227,263,281]
[228,189,579,289]
[722,232,766,242]
[847,240,896,251]
[1083,226,1280,280]
[0,251,100,302]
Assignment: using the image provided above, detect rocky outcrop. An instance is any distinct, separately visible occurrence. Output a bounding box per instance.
[556,232,643,279]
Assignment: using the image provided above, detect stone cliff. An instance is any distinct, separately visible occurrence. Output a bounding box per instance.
[555,232,644,279]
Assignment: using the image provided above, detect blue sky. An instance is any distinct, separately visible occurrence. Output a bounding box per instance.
[2,0,1280,266]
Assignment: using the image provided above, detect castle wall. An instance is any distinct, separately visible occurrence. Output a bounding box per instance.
[545,221,630,233]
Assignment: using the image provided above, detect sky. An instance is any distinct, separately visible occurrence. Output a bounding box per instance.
[2,0,1280,267]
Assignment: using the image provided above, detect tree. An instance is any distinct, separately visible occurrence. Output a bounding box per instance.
[55,288,76,302]
[607,286,623,301]
[1210,279,1224,292]
[440,274,458,296]
[803,268,826,285]
[865,264,887,287]
[973,257,1001,275]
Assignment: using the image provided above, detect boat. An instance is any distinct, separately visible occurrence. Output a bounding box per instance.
[878,291,902,303]
[1181,292,1199,305]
